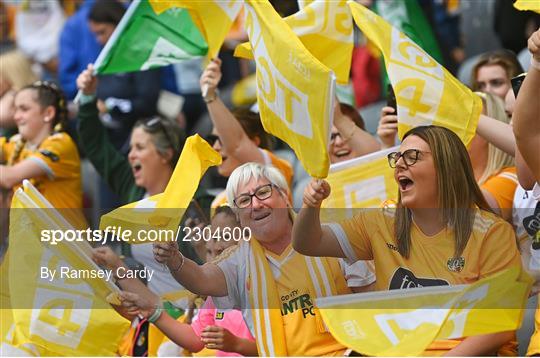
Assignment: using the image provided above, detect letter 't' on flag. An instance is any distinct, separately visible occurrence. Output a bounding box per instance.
[244,0,335,179]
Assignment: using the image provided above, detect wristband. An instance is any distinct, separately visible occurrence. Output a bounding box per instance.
[169,252,185,273]
[203,89,219,103]
[148,302,163,323]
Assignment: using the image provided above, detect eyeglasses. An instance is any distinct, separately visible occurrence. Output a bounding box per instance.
[387,149,430,168]
[233,184,275,208]
[32,80,60,91]
[143,116,176,149]
[205,134,221,147]
[330,132,341,143]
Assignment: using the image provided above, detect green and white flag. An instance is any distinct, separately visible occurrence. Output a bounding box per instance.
[94,0,208,74]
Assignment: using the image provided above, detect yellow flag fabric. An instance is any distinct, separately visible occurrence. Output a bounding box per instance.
[149,0,243,58]
[514,0,540,13]
[317,266,531,356]
[243,0,335,178]
[6,190,129,356]
[100,134,221,241]
[236,0,353,85]
[321,147,399,220]
[348,1,481,146]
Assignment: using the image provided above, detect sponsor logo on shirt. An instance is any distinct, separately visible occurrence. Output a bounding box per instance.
[523,202,540,250]
[389,267,449,290]
[447,257,465,272]
[39,149,59,162]
[280,290,315,318]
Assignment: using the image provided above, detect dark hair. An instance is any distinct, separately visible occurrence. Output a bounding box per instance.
[471,50,524,91]
[339,103,365,130]
[133,117,185,168]
[89,0,126,26]
[20,81,68,132]
[231,107,272,150]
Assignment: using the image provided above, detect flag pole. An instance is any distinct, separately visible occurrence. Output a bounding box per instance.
[74,0,142,103]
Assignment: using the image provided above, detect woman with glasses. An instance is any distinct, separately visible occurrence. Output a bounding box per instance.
[0,80,86,227]
[293,125,521,356]
[329,102,380,164]
[143,162,375,356]
[200,59,293,208]
[76,67,203,354]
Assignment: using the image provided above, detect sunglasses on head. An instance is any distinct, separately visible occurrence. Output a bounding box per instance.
[142,117,176,149]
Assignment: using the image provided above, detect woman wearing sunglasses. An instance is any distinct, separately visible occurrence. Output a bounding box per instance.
[200,59,293,208]
[76,66,203,348]
[329,102,380,164]
[293,125,521,356]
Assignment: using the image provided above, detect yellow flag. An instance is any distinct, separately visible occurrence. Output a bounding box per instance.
[318,266,531,356]
[100,134,221,241]
[7,190,129,356]
[321,147,398,221]
[514,0,540,13]
[236,0,353,85]
[243,0,335,178]
[349,1,481,146]
[149,0,243,58]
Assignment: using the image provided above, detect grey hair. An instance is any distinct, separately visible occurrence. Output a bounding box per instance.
[226,162,289,207]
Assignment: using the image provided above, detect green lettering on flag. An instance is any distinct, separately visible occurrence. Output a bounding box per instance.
[94,0,208,75]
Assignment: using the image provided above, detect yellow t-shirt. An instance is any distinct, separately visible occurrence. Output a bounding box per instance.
[482,166,518,219]
[2,133,86,227]
[266,245,349,356]
[528,296,540,356]
[328,208,521,355]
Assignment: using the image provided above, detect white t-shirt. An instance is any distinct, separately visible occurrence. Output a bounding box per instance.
[212,240,375,335]
[513,183,540,294]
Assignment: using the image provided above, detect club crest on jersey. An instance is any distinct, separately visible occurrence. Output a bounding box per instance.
[215,311,224,320]
[447,257,465,272]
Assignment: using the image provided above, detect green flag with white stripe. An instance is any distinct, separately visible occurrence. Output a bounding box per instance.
[94,0,208,75]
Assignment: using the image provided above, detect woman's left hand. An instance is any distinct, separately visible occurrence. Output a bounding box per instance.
[200,325,239,352]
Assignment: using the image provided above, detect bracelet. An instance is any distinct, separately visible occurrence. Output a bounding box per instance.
[169,252,185,273]
[531,57,540,72]
[203,89,219,103]
[147,302,163,323]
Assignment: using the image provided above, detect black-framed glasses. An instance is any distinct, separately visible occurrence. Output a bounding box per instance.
[233,184,275,208]
[330,132,341,143]
[205,134,221,147]
[143,116,176,149]
[387,149,430,168]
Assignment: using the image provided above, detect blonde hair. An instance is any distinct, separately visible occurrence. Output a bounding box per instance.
[395,126,492,259]
[0,51,38,90]
[475,92,515,185]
